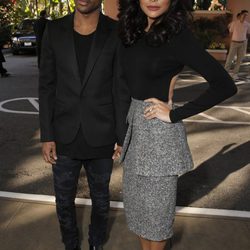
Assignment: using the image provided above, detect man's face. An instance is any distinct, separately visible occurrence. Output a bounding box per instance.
[74,0,102,15]
[241,12,248,22]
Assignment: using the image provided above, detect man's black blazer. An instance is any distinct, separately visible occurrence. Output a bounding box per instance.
[34,17,49,46]
[39,13,119,147]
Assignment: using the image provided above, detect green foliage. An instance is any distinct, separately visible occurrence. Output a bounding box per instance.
[192,13,232,49]
[0,0,15,46]
[0,0,75,46]
[208,41,226,49]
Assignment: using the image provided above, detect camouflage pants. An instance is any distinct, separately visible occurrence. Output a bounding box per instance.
[52,156,113,249]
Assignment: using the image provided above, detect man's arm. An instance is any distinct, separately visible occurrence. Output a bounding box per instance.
[228,21,234,34]
[38,24,57,164]
[112,42,131,159]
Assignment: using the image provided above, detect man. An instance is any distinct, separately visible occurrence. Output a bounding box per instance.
[39,1,121,249]
[208,0,225,11]
[0,48,10,77]
[225,10,250,80]
[34,9,49,67]
[202,0,211,10]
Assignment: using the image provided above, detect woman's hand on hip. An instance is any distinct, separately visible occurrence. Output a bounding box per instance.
[144,98,171,123]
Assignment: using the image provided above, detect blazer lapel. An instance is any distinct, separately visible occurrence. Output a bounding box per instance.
[81,13,111,91]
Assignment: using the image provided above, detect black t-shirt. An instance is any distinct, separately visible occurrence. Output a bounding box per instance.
[74,30,93,81]
[56,31,114,160]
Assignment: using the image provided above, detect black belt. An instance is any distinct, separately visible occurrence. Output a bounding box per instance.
[232,40,246,43]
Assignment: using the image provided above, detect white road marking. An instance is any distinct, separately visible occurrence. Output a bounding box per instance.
[230,107,250,115]
[0,98,250,125]
[235,81,247,85]
[0,191,249,219]
[185,119,250,125]
[28,98,39,111]
[217,105,250,109]
[198,113,221,121]
[0,97,39,115]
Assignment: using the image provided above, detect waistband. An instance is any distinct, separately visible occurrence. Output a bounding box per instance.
[130,98,150,108]
[130,98,174,110]
[131,97,144,103]
[232,40,247,43]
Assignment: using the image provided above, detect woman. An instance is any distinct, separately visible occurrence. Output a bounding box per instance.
[114,0,237,250]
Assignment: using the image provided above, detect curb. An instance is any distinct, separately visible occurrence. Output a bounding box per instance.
[1,191,250,220]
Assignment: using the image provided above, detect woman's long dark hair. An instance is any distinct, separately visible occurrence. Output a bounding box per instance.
[118,0,192,47]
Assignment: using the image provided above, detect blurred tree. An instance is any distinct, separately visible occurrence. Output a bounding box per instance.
[0,0,15,47]
[10,0,75,22]
[192,13,232,49]
[0,0,76,47]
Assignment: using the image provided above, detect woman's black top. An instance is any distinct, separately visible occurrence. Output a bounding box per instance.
[56,31,114,159]
[115,28,237,145]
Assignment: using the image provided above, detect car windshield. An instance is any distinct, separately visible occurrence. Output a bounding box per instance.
[19,20,35,31]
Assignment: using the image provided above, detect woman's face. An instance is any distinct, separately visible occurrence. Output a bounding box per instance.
[139,0,171,20]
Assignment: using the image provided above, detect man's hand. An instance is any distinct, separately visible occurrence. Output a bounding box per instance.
[112,143,122,160]
[42,141,57,164]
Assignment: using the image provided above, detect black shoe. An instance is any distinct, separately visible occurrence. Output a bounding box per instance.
[89,245,103,250]
[1,73,10,78]
[66,246,80,250]
[166,238,173,249]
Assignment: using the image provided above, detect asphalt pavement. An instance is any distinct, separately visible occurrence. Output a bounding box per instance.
[1,198,250,250]
[0,52,249,211]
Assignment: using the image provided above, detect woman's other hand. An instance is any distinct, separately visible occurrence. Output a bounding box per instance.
[144,98,171,123]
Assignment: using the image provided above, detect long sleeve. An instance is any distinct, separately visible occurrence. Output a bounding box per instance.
[169,28,237,123]
[228,21,234,33]
[113,42,131,146]
[38,24,57,142]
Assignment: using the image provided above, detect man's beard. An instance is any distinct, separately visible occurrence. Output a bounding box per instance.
[76,0,101,15]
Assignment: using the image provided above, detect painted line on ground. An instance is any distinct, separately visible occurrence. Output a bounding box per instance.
[28,98,39,111]
[235,81,248,86]
[185,119,250,125]
[0,191,249,219]
[216,105,250,109]
[198,112,221,121]
[230,107,250,115]
[0,97,39,115]
[1,98,249,125]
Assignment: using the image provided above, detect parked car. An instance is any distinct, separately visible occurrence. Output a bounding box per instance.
[11,19,37,55]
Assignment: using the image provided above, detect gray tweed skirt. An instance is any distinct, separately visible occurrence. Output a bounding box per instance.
[121,98,194,241]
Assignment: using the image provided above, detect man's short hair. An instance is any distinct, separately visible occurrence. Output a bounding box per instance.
[241,10,249,15]
[40,10,47,17]
[237,13,241,18]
